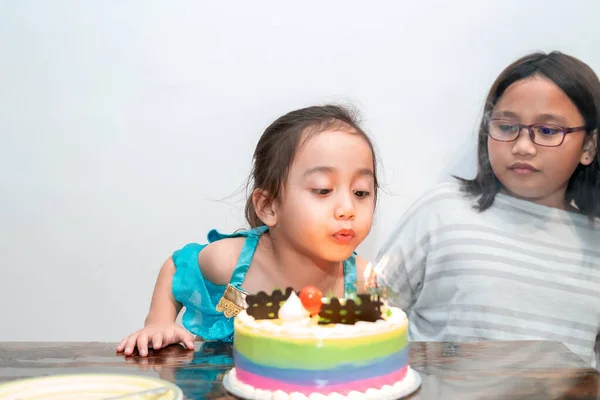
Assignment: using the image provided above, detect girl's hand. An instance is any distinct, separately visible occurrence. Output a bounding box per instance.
[116,323,195,357]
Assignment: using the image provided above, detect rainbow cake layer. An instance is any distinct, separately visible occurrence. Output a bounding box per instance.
[226,290,412,399]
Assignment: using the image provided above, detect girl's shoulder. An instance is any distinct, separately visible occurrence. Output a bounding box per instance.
[174,226,269,285]
[171,226,268,342]
[417,180,470,206]
[197,236,246,285]
[400,180,473,222]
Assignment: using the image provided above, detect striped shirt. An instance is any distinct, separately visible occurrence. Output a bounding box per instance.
[375,181,600,368]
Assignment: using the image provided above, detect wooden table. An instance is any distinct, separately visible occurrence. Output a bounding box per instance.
[1,341,599,399]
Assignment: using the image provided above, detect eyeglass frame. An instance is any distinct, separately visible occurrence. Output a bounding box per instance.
[486,117,587,147]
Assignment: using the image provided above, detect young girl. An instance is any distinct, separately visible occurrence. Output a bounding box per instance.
[117,104,378,357]
[375,51,600,368]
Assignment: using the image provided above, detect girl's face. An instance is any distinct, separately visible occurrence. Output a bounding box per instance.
[269,129,375,263]
[488,75,596,209]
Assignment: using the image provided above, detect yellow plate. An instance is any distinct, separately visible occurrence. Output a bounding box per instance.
[0,373,183,399]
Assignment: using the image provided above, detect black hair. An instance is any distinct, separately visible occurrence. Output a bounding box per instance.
[245,104,378,227]
[457,51,600,217]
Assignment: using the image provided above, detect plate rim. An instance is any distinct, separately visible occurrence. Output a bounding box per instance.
[0,372,183,399]
[223,366,422,400]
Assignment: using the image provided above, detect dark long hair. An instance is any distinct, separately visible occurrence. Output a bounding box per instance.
[457,51,600,218]
[245,104,379,228]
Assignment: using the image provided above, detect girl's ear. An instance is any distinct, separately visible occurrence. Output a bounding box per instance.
[252,188,278,227]
[581,130,598,166]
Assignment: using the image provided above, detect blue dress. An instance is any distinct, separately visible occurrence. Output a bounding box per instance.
[171,225,358,342]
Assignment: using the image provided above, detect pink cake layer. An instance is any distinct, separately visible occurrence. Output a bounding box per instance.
[236,365,408,396]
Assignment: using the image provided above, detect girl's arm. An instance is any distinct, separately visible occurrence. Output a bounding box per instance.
[116,258,195,357]
[117,239,242,357]
[144,257,182,325]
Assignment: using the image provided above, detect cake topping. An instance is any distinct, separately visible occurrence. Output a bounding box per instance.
[245,287,386,325]
[298,286,323,316]
[246,287,294,320]
[318,294,384,325]
[277,290,310,322]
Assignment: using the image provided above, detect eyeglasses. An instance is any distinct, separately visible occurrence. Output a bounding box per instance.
[487,118,586,147]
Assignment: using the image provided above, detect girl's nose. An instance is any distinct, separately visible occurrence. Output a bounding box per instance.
[335,195,356,220]
[512,127,538,157]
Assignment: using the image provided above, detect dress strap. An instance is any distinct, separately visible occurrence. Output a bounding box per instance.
[229,232,263,288]
[215,226,268,318]
[343,253,358,296]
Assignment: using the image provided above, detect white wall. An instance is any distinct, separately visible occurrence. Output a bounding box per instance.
[1,0,599,341]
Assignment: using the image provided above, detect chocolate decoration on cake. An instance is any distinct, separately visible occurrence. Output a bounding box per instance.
[245,287,296,320]
[245,287,384,324]
[318,294,383,325]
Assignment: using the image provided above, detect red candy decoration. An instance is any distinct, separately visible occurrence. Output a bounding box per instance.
[299,286,323,315]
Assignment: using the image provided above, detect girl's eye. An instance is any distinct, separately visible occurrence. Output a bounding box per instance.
[535,125,561,136]
[312,189,332,195]
[499,124,517,133]
[354,190,370,198]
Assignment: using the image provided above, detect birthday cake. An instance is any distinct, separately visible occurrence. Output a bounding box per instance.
[224,286,418,400]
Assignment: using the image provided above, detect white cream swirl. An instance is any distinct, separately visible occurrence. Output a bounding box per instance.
[277,291,310,322]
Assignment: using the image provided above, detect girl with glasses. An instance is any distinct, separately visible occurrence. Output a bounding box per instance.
[375,51,600,368]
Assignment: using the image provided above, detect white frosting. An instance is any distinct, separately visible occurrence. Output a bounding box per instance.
[383,307,407,325]
[277,291,310,322]
[236,306,407,339]
[224,368,420,400]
